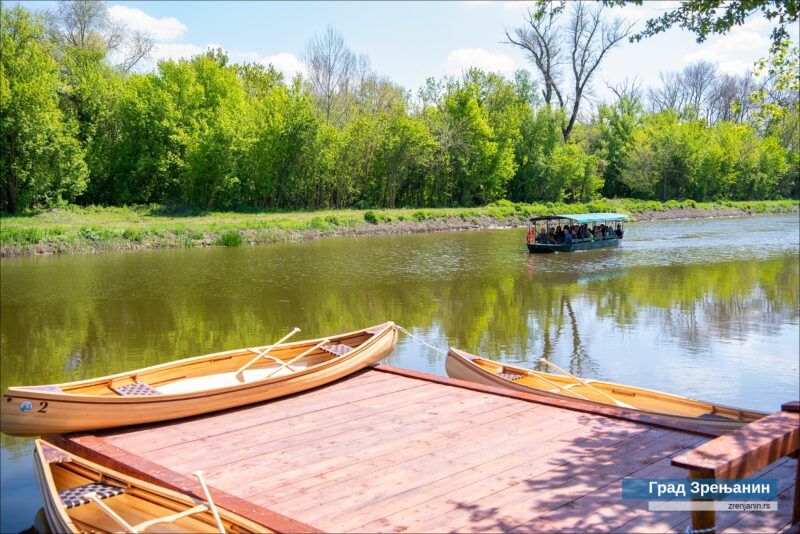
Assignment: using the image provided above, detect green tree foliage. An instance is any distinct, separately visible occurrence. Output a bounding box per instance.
[622,111,789,201]
[0,6,88,212]
[510,106,604,203]
[591,95,642,198]
[1,3,797,213]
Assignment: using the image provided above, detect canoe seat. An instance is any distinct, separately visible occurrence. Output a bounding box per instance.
[321,344,354,356]
[59,482,127,509]
[112,382,162,396]
[498,372,525,381]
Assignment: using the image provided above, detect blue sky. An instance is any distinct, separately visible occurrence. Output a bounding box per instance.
[15,1,792,103]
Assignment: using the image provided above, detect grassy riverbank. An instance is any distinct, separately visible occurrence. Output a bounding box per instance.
[1,199,797,257]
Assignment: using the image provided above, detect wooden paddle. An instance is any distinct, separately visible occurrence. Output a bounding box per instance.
[84,492,137,532]
[538,358,635,409]
[263,339,330,379]
[235,328,301,382]
[193,470,226,533]
[522,369,591,401]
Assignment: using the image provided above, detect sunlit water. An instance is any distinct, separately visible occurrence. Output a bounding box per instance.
[1,215,798,531]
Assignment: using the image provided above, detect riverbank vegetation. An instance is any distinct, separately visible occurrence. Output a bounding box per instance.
[2,199,796,256]
[2,2,798,217]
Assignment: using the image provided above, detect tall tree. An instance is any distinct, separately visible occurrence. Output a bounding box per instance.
[46,0,153,72]
[506,1,633,141]
[1,6,88,212]
[302,27,356,125]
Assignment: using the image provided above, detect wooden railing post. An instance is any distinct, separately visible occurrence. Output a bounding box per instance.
[689,469,716,534]
[673,400,800,533]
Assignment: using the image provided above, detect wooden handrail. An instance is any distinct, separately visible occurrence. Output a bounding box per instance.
[672,409,799,479]
[671,401,800,534]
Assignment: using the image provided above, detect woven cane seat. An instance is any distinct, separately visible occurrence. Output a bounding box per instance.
[59,482,127,508]
[498,372,525,381]
[113,382,161,396]
[321,344,354,356]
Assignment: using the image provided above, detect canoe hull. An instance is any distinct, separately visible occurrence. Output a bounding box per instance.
[3,323,397,436]
[445,348,765,429]
[33,439,269,533]
[528,237,621,253]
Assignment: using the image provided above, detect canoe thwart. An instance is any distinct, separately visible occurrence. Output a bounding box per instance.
[321,344,354,356]
[58,482,127,509]
[112,382,162,397]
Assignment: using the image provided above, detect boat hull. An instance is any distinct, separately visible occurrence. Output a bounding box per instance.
[33,440,269,533]
[445,348,766,428]
[3,323,397,436]
[527,237,621,253]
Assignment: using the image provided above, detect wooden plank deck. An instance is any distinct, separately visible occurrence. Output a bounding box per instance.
[46,366,797,533]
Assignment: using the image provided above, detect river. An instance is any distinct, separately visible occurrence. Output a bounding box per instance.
[1,215,798,531]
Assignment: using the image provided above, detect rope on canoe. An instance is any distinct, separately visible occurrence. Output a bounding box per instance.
[395,325,448,355]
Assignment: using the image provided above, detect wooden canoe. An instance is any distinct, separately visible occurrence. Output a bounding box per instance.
[33,439,268,533]
[2,322,397,436]
[446,348,767,428]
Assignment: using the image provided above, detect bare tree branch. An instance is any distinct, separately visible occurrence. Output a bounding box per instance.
[506,1,632,141]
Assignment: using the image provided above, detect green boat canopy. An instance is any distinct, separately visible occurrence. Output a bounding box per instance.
[529,213,629,224]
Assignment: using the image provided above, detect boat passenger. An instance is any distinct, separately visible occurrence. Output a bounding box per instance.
[537,228,548,244]
[564,229,573,245]
[555,225,564,243]
[615,224,624,238]
[547,229,557,244]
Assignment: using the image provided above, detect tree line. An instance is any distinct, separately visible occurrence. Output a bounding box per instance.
[1,1,797,213]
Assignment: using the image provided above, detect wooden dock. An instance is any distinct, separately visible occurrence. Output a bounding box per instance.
[46,366,798,533]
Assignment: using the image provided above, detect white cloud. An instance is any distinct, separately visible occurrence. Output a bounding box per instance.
[446,48,521,78]
[683,17,770,74]
[107,5,187,42]
[258,52,307,80]
[152,42,204,62]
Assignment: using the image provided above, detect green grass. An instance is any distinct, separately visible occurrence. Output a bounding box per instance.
[215,230,244,247]
[1,199,796,256]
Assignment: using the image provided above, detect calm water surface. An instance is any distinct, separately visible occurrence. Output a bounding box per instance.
[1,215,799,531]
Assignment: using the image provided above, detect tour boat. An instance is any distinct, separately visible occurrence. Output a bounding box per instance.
[526,213,628,253]
[446,347,766,428]
[2,322,397,436]
[33,439,268,533]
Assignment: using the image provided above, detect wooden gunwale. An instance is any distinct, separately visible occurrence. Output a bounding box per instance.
[371,364,726,437]
[44,433,322,534]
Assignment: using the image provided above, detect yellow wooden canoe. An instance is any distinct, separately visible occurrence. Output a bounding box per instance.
[446,347,766,428]
[33,439,268,533]
[2,322,397,436]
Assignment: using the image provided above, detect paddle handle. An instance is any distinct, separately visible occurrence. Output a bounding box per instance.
[235,327,300,380]
[193,470,226,534]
